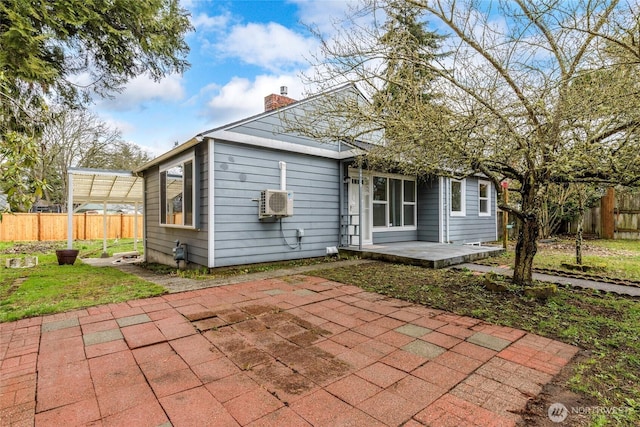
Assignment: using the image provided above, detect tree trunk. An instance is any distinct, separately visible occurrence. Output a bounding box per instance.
[575,193,585,265]
[513,182,541,287]
[513,214,539,286]
[576,219,583,265]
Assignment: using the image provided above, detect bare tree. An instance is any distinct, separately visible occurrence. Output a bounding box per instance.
[295,0,640,286]
[35,107,152,208]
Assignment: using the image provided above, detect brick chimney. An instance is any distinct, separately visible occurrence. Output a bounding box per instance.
[264,86,296,111]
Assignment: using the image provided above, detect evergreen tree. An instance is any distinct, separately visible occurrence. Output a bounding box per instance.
[0,0,192,211]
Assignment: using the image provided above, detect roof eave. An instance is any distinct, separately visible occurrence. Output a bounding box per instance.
[134,136,203,173]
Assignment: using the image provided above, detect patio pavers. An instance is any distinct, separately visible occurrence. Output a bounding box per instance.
[0,275,580,426]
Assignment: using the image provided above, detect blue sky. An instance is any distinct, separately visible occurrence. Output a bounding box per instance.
[91,0,356,155]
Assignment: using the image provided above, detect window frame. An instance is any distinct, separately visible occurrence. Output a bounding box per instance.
[450,178,466,217]
[159,151,197,229]
[402,179,416,227]
[372,176,388,228]
[478,179,491,217]
[371,172,417,231]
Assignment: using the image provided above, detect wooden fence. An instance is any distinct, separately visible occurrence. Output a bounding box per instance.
[0,213,143,242]
[571,189,640,239]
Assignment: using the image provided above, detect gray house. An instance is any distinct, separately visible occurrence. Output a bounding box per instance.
[137,85,497,268]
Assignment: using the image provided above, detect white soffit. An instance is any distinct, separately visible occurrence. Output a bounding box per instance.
[68,168,143,204]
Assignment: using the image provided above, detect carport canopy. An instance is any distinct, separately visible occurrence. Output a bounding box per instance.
[66,168,144,253]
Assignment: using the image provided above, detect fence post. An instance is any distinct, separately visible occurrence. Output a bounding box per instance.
[37,212,42,241]
[601,187,615,239]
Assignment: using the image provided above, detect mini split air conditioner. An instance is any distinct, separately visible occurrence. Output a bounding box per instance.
[259,189,294,219]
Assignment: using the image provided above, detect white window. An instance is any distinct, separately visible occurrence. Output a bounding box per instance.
[478,180,491,216]
[403,180,416,226]
[450,179,466,216]
[160,153,196,228]
[372,176,388,227]
[372,174,416,229]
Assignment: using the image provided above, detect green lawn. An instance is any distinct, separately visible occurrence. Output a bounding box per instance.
[0,238,143,259]
[0,241,162,322]
[483,238,640,281]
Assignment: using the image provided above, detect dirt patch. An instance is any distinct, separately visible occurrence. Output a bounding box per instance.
[231,319,267,334]
[276,346,350,386]
[522,351,598,426]
[194,303,351,398]
[0,241,60,255]
[214,308,253,324]
[228,348,272,369]
[279,275,307,285]
[0,277,26,300]
[241,304,279,316]
[539,240,636,257]
[266,341,301,359]
[289,330,323,346]
[251,361,317,403]
[257,311,297,328]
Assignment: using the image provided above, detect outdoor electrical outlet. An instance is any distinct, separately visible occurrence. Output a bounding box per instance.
[297,228,304,238]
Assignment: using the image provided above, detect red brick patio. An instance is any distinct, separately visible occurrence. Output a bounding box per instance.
[0,275,579,426]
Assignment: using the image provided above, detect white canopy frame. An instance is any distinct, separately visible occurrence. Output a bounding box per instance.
[66,168,144,255]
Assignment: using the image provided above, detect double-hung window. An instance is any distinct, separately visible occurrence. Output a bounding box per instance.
[372,174,416,229]
[478,180,491,216]
[160,153,195,228]
[450,179,465,216]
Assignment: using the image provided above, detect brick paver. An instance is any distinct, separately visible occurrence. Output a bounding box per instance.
[0,274,579,426]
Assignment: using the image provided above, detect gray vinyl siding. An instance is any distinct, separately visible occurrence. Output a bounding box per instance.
[143,143,209,266]
[213,141,340,267]
[228,108,343,152]
[447,177,497,243]
[417,176,440,242]
[372,230,417,244]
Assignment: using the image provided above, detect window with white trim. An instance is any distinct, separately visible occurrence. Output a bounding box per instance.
[372,174,416,228]
[450,179,465,216]
[478,180,491,216]
[160,155,195,227]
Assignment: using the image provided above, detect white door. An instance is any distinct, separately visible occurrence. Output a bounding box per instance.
[348,173,372,245]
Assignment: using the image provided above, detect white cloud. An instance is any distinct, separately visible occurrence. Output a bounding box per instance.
[190,11,230,32]
[291,0,361,35]
[97,74,185,111]
[101,117,135,135]
[216,22,317,72]
[204,74,305,125]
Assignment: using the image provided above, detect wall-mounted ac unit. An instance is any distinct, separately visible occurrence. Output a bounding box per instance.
[259,189,293,219]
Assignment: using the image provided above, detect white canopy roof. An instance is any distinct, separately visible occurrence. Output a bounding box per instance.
[68,168,143,204]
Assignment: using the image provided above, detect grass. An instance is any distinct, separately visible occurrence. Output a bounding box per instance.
[482,238,640,281]
[143,254,358,280]
[0,241,162,322]
[0,238,143,259]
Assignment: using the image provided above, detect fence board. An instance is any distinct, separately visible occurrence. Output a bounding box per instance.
[0,213,143,242]
[573,190,640,239]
